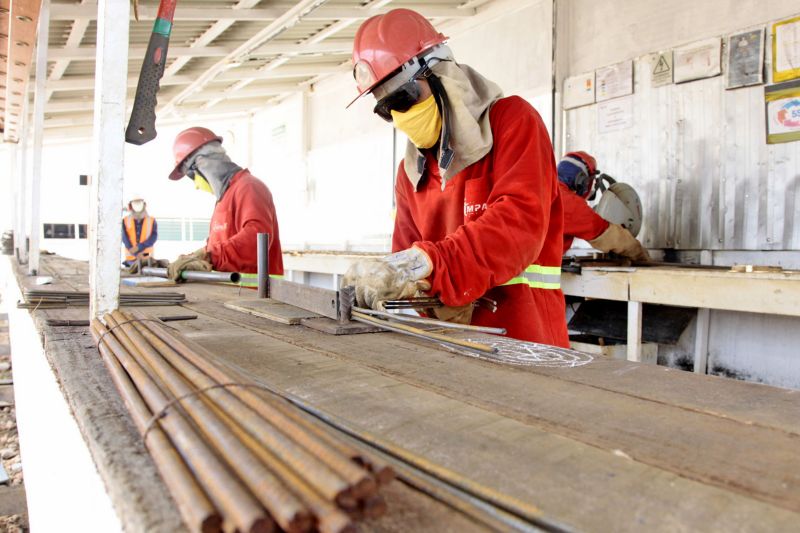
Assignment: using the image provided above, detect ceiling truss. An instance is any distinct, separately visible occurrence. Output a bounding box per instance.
[23,0,493,134]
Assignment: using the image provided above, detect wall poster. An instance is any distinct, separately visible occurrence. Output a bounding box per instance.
[773,16,800,83]
[595,60,634,102]
[598,96,634,134]
[765,79,800,144]
[726,28,765,89]
[674,37,722,83]
[563,72,595,109]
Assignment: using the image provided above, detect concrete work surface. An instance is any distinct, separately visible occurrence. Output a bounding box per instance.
[11,255,800,532]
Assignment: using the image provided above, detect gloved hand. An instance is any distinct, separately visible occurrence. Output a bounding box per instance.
[167,248,213,281]
[128,245,140,255]
[341,247,433,309]
[427,303,474,325]
[589,223,651,262]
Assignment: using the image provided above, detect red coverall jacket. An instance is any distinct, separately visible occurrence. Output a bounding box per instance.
[393,96,569,347]
[559,182,610,253]
[206,169,284,275]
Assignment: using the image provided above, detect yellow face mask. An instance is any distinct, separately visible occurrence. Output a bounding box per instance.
[391,94,442,149]
[193,173,214,195]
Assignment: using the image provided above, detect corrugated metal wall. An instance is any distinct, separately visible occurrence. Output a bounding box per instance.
[564,22,800,251]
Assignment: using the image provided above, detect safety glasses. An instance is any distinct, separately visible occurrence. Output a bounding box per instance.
[183,160,199,179]
[374,79,422,122]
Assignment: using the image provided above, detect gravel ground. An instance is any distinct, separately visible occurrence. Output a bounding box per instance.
[0,315,26,532]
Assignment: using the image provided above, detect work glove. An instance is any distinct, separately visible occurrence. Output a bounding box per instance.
[589,223,651,262]
[167,247,213,281]
[341,247,433,310]
[427,304,474,325]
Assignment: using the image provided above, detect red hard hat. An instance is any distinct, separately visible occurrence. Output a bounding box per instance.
[565,151,597,175]
[169,127,223,180]
[350,9,447,103]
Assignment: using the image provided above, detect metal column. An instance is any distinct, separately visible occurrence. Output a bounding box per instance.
[89,0,129,318]
[28,0,50,276]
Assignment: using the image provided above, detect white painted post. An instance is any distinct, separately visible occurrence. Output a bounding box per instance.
[626,301,643,362]
[693,308,710,374]
[8,144,18,260]
[16,103,30,265]
[89,0,129,318]
[28,0,50,275]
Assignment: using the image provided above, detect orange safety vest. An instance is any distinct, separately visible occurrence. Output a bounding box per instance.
[123,215,155,262]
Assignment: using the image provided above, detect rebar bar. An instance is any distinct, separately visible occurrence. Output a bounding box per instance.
[92,323,222,533]
[351,311,498,355]
[353,306,507,335]
[130,311,377,502]
[94,309,391,532]
[124,312,356,511]
[108,311,311,533]
[91,320,271,533]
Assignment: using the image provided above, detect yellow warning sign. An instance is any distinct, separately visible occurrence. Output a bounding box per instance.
[650,51,673,87]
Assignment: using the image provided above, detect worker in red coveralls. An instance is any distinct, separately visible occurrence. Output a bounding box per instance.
[341,9,569,346]
[558,151,649,260]
[165,127,283,280]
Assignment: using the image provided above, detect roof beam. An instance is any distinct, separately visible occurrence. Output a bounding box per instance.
[45,41,350,62]
[50,4,477,21]
[161,0,332,116]
[161,0,262,79]
[45,64,346,92]
[200,0,394,110]
[46,0,95,102]
[181,83,301,103]
[49,45,233,61]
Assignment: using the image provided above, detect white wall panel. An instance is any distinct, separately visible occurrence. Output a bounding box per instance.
[564,2,800,251]
[566,0,800,76]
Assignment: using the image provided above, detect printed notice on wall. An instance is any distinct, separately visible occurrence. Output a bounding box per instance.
[648,51,673,88]
[765,79,800,144]
[598,96,633,134]
[563,72,595,110]
[773,16,800,83]
[596,60,633,102]
[727,28,765,89]
[674,37,722,83]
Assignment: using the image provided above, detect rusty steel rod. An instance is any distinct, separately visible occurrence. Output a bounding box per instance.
[205,398,355,533]
[353,306,507,335]
[91,322,222,533]
[132,311,378,502]
[158,331,396,487]
[351,311,498,355]
[136,317,396,489]
[124,312,357,511]
[108,311,311,533]
[95,309,393,532]
[91,319,271,533]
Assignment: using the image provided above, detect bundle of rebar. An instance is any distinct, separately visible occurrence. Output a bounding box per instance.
[91,310,392,533]
[383,296,498,313]
[18,289,186,309]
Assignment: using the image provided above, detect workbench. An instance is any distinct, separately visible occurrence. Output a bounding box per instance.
[561,265,800,370]
[283,252,800,373]
[6,255,800,532]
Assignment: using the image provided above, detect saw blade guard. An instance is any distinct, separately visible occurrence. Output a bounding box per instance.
[594,181,644,237]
